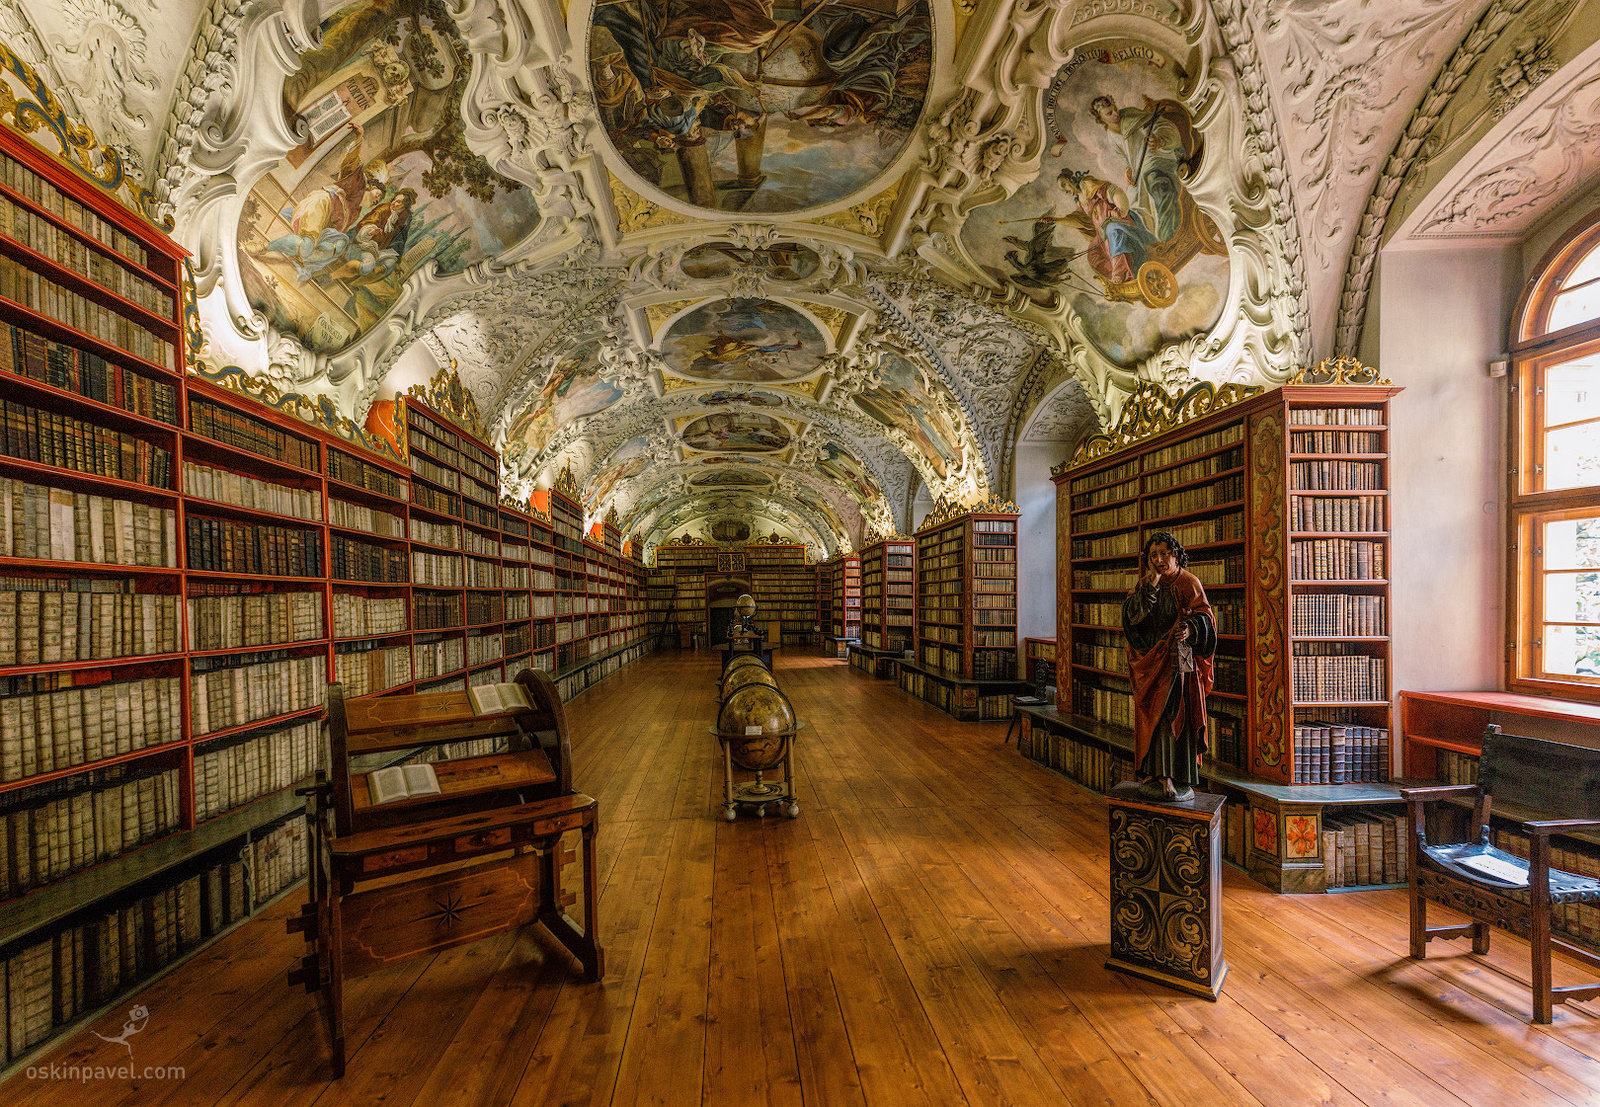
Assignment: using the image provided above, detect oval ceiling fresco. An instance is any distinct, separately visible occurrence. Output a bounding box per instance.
[235,0,541,355]
[587,0,934,213]
[680,412,793,453]
[660,298,828,382]
[690,468,776,489]
[504,338,625,460]
[959,41,1229,367]
[852,352,959,480]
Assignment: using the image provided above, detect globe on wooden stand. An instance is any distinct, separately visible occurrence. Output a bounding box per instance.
[712,682,802,821]
[721,663,778,699]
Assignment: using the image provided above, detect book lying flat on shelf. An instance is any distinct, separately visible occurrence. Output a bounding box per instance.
[367,764,441,806]
[470,681,532,716]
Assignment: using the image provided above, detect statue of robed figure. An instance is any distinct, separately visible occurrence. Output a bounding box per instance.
[1121,531,1216,802]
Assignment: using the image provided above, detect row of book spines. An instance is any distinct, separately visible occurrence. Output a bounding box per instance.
[1,399,173,487]
[187,592,322,651]
[185,516,323,578]
[0,325,177,422]
[1290,655,1387,701]
[1291,725,1391,784]
[3,478,176,566]
[1018,724,1134,794]
[0,677,181,783]
[1142,448,1242,495]
[2,855,252,1063]
[333,645,413,696]
[1290,495,1385,532]
[1142,474,1245,520]
[1289,461,1383,490]
[1323,812,1407,888]
[1289,539,1385,580]
[0,152,155,269]
[0,590,179,666]
[189,399,317,471]
[182,461,320,521]
[330,536,407,583]
[0,769,180,898]
[189,657,326,738]
[0,197,174,316]
[0,256,174,367]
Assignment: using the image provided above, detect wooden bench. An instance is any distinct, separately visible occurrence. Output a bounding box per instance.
[1401,724,1600,1022]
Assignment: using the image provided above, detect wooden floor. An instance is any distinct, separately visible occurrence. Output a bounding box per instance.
[8,649,1600,1106]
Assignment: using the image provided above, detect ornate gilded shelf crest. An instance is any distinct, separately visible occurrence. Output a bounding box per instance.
[1290,356,1391,387]
[190,361,403,462]
[1064,379,1264,472]
[972,496,1020,516]
[604,506,621,529]
[406,366,488,440]
[917,497,964,531]
[553,463,582,500]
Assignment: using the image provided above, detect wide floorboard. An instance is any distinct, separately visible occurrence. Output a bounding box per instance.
[6,649,1600,1106]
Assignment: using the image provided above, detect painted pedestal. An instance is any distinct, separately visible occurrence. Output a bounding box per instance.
[1105,782,1228,999]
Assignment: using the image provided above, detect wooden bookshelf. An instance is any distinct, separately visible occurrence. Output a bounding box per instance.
[852,536,914,677]
[746,540,818,646]
[1044,381,1401,892]
[896,504,1025,720]
[1024,638,1056,690]
[0,124,654,1071]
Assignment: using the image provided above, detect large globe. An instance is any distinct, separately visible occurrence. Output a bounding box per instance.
[722,664,777,699]
[717,684,797,772]
[722,653,769,683]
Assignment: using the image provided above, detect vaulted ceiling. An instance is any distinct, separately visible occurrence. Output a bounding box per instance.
[5,0,1598,556]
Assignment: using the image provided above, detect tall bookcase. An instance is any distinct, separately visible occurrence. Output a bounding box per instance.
[896,504,1025,720]
[852,536,915,677]
[746,540,817,646]
[0,123,654,1070]
[1040,378,1401,892]
[824,554,861,643]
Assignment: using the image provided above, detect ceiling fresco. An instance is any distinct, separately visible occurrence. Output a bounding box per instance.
[35,0,1600,556]
[587,0,935,214]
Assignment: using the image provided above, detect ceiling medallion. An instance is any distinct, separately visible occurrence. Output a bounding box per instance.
[587,3,933,217]
[1061,379,1264,473]
[1289,356,1392,387]
[406,367,489,441]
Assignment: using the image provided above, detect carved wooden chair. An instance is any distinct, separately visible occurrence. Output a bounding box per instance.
[1401,725,1600,1022]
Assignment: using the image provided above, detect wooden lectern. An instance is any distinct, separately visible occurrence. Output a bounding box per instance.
[287,668,603,1075]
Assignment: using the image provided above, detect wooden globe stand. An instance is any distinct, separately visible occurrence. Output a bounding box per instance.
[710,723,803,821]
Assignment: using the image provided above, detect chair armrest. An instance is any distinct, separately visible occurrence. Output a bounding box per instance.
[1398,784,1478,803]
[1522,818,1600,837]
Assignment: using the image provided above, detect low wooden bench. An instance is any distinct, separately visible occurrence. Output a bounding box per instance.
[1401,725,1600,1022]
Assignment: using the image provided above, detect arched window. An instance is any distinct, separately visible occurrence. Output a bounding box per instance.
[1510,208,1600,698]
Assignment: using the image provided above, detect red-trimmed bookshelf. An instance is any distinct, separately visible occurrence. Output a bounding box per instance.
[0,123,653,1071]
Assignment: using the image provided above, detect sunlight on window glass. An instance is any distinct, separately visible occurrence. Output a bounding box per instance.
[1550,285,1600,333]
[1544,569,1600,623]
[1546,357,1600,426]
[1566,242,1600,289]
[1543,516,1600,569]
[1543,623,1600,678]
[1544,420,1600,489]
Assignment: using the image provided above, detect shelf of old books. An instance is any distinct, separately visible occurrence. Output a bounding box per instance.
[0,121,664,1070]
[897,502,1025,721]
[1043,378,1402,893]
[852,536,915,677]
[746,540,817,646]
[652,540,716,646]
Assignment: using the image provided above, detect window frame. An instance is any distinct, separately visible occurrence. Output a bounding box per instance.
[1509,207,1600,701]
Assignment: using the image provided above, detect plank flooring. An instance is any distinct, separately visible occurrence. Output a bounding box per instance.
[7,649,1600,1106]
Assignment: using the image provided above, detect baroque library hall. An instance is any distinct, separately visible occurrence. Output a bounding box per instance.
[7,1,1600,1104]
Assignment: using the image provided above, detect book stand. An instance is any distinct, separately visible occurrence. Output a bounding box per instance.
[1105,783,1227,999]
[287,669,603,1076]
